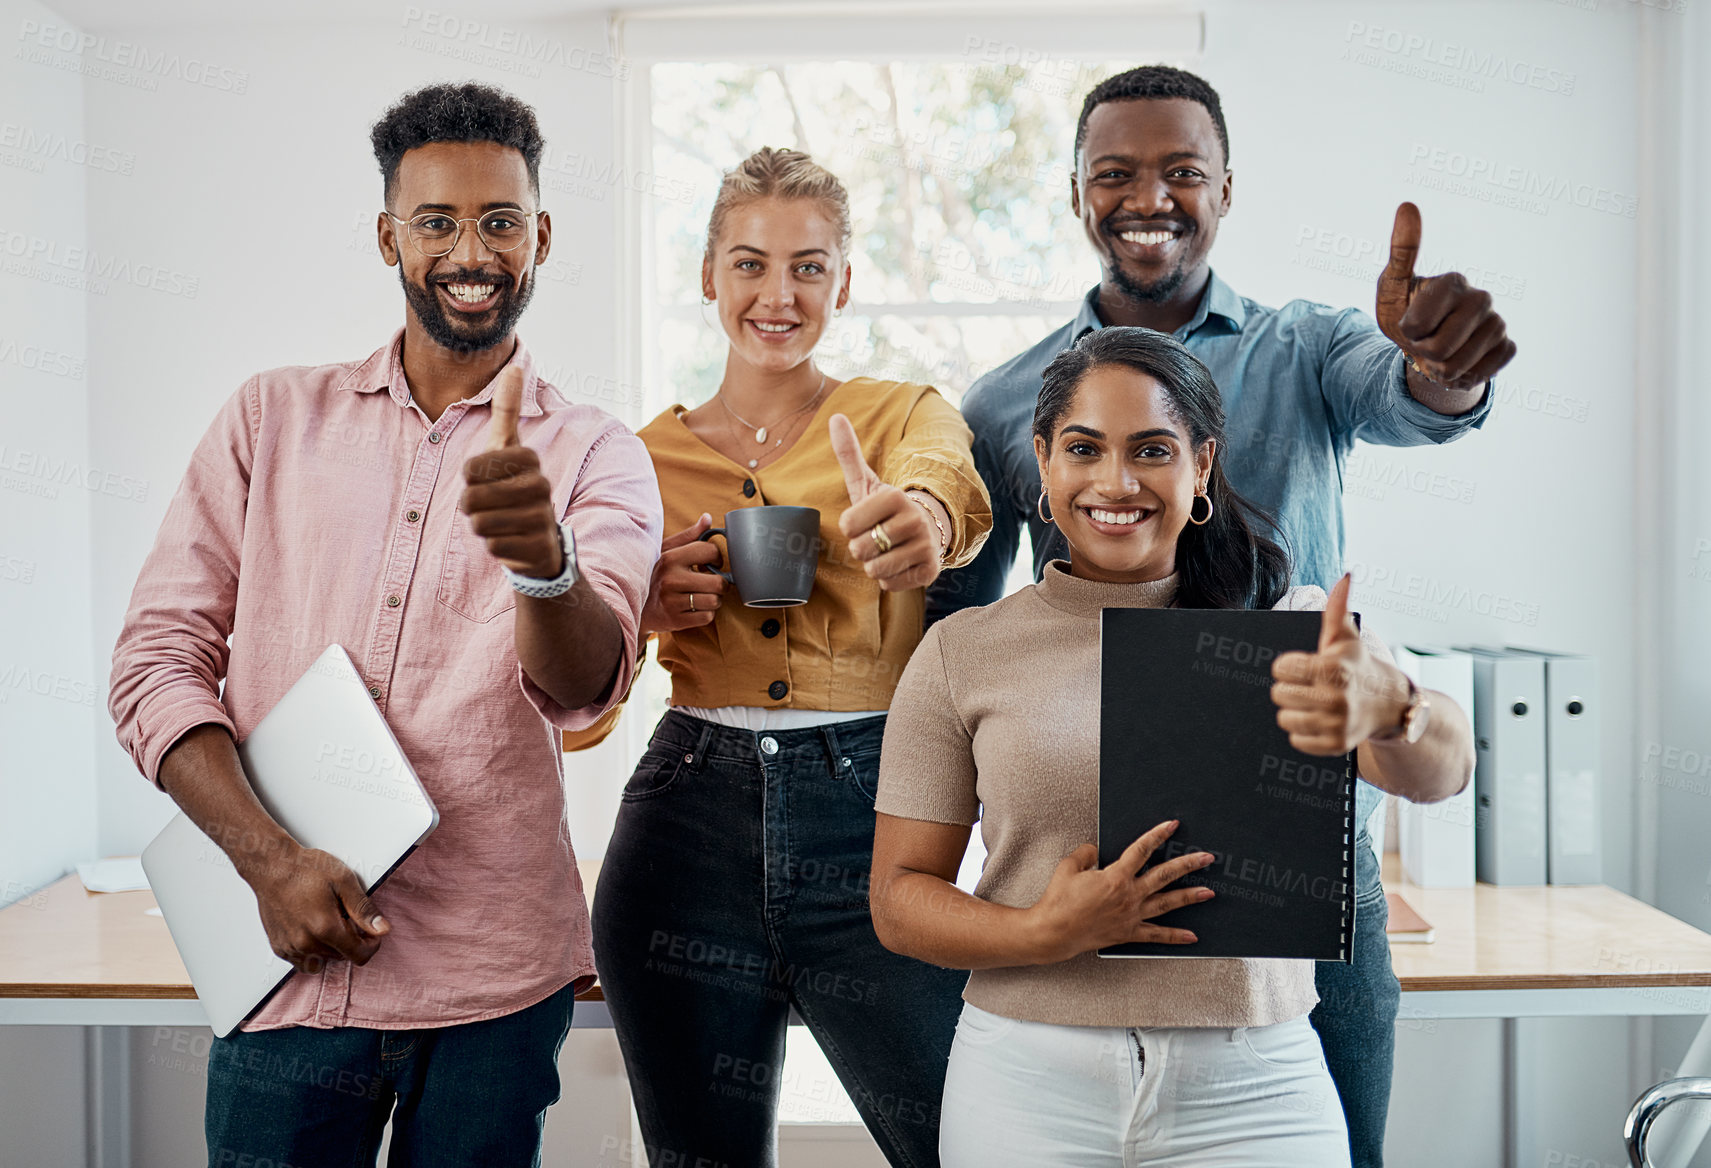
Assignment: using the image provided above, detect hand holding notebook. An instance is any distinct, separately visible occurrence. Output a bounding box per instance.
[1026,821,1217,962]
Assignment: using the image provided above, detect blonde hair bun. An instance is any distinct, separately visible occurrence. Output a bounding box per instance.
[705,146,852,262]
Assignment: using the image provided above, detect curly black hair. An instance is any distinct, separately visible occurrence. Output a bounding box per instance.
[1074,66,1230,170]
[370,82,545,207]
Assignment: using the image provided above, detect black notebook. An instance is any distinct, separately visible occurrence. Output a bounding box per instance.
[1098,608,1357,962]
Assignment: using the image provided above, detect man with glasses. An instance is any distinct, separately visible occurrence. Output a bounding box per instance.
[109,83,661,1167]
[929,66,1514,1168]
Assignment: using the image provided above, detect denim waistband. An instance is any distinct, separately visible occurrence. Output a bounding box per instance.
[647,707,888,769]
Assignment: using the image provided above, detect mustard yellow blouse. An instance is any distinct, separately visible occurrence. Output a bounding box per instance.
[642,376,991,712]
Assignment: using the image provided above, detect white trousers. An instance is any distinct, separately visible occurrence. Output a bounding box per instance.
[940,1004,1351,1168]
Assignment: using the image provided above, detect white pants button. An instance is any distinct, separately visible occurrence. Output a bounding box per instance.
[760,736,779,755]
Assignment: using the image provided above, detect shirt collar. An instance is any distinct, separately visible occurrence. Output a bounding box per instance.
[1072,270,1247,342]
[339,327,545,417]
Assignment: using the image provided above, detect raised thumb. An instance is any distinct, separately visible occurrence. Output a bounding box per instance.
[486,366,525,452]
[828,413,874,504]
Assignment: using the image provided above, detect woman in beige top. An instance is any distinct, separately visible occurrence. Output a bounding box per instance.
[871,327,1474,1167]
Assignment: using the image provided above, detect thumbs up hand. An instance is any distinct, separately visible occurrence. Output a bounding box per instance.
[461,366,563,580]
[1375,202,1517,393]
[1269,574,1411,755]
[830,413,947,593]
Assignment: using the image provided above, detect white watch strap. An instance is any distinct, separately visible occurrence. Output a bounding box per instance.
[503,520,578,598]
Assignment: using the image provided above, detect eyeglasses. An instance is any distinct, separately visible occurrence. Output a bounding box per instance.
[385,209,539,258]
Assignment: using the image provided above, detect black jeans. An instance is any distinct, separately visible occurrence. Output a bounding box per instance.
[203,981,575,1168]
[1311,831,1400,1168]
[592,710,966,1168]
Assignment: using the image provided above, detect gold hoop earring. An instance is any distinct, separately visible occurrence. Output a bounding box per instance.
[1188,493,1214,526]
[1038,490,1055,525]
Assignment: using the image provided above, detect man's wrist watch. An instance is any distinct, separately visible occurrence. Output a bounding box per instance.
[1372,673,1431,744]
[503,521,579,599]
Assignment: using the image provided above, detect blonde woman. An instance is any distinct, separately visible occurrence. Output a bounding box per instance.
[590,148,992,1167]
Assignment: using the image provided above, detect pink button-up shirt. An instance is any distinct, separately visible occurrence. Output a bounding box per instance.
[109,331,662,1030]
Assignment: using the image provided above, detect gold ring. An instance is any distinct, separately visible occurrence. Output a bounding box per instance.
[688,593,697,612]
[869,523,893,554]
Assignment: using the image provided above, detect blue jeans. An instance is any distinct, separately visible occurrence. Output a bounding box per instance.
[592,710,967,1168]
[203,981,575,1168]
[1311,832,1399,1168]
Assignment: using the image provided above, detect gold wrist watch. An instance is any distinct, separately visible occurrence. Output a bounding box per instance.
[1372,674,1431,744]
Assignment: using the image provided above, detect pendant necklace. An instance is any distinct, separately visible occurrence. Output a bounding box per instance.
[717,373,829,469]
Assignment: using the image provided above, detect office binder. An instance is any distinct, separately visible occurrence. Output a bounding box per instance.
[1457,647,1547,885]
[1099,608,1355,961]
[1393,647,1476,887]
[1508,648,1602,885]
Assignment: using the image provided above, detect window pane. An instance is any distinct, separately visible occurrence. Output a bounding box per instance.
[644,59,1134,416]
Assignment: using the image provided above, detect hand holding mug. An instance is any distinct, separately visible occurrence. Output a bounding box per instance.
[641,513,729,634]
[1269,574,1410,755]
[829,413,946,592]
[461,367,563,579]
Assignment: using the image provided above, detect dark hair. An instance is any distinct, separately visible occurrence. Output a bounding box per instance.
[1033,327,1290,610]
[1074,65,1230,170]
[370,82,545,208]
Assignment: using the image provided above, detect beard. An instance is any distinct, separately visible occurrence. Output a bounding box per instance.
[1101,214,1198,306]
[1109,257,1190,305]
[400,265,537,353]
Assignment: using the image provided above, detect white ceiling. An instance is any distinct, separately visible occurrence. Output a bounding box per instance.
[42,0,1209,33]
[43,0,719,33]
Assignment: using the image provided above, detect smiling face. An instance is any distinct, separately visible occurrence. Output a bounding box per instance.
[702,197,850,375]
[380,139,550,354]
[1072,97,1231,308]
[1034,363,1214,584]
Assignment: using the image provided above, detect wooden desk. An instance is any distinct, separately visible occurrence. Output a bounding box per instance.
[1384,853,1711,1006]
[1383,854,1711,1166]
[0,861,608,1027]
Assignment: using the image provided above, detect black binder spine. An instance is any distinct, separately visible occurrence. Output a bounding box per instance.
[1338,749,1354,962]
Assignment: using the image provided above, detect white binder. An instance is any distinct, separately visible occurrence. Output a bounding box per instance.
[1458,647,1548,885]
[1393,647,1476,887]
[1507,648,1602,885]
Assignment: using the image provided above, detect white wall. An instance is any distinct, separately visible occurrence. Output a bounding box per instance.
[0,4,98,1160]
[0,0,99,910]
[0,0,97,909]
[2,0,1700,1165]
[1640,2,1711,1165]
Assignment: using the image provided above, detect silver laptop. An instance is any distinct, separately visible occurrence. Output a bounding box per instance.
[141,645,438,1037]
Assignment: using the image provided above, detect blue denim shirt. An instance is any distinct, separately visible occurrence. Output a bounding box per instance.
[928,274,1492,842]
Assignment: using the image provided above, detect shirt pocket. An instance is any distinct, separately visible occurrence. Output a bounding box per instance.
[437,503,519,624]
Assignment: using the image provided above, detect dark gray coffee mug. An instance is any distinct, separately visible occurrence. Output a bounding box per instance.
[698,506,821,607]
